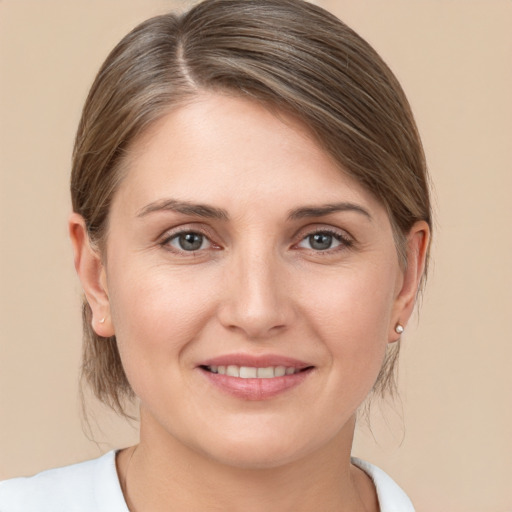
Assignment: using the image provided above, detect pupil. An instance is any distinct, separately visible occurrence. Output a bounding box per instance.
[310,233,332,250]
[179,233,203,251]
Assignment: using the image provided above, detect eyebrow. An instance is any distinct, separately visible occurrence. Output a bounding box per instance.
[287,202,372,221]
[137,198,371,222]
[137,199,229,220]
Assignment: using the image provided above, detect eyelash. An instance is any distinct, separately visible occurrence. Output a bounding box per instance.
[160,228,217,254]
[159,227,354,255]
[296,229,354,253]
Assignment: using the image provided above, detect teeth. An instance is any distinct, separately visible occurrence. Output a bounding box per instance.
[256,367,274,378]
[226,365,239,377]
[274,366,286,377]
[208,365,301,378]
[240,366,258,378]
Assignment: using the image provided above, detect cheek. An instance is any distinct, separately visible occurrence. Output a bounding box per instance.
[308,264,395,330]
[107,264,216,374]
[304,267,396,376]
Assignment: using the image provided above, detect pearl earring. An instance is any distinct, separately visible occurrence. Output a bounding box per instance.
[395,323,404,334]
[99,317,106,324]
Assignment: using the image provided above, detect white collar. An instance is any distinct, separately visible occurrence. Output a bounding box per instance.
[352,457,415,512]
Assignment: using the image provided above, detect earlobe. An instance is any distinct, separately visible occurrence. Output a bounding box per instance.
[389,221,430,342]
[68,213,114,337]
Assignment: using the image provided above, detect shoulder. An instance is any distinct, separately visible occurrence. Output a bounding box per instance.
[0,451,129,512]
[351,457,415,512]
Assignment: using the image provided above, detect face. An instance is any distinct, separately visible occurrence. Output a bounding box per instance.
[80,93,421,469]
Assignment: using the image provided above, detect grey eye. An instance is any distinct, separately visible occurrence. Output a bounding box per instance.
[170,232,208,251]
[309,233,334,250]
[298,232,342,251]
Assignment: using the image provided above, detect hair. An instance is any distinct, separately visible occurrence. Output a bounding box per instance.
[71,0,432,415]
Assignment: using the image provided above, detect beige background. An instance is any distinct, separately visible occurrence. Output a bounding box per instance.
[1,1,511,510]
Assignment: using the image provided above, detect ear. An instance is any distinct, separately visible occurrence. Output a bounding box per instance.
[389,220,430,342]
[69,212,114,337]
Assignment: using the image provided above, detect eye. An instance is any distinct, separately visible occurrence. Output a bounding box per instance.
[297,230,352,251]
[166,231,211,252]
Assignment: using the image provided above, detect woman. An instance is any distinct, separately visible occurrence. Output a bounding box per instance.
[0,0,431,510]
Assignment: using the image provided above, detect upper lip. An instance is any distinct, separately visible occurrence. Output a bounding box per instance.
[199,353,313,369]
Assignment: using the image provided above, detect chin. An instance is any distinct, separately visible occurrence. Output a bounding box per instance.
[190,424,329,471]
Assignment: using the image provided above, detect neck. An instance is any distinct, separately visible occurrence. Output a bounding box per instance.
[118,411,376,512]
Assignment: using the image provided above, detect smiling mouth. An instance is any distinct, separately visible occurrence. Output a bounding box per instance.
[200,365,312,378]
[198,362,314,400]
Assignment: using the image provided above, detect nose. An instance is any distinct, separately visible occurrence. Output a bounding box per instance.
[217,247,294,340]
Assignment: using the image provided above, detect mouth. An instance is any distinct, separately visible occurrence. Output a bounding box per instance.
[197,356,315,400]
[200,365,311,378]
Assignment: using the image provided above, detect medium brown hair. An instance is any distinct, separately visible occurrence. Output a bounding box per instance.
[71,0,432,414]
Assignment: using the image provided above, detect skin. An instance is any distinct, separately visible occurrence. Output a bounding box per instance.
[70,93,429,512]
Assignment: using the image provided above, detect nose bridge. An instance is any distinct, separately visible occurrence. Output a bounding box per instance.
[219,238,291,338]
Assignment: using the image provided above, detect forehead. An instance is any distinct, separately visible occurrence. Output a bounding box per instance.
[112,92,385,220]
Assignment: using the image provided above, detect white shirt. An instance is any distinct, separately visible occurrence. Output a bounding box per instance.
[0,451,414,511]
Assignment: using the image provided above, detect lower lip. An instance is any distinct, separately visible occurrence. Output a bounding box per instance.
[199,368,313,400]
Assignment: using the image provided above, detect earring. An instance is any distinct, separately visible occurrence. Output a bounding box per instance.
[395,323,404,334]
[99,317,106,324]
